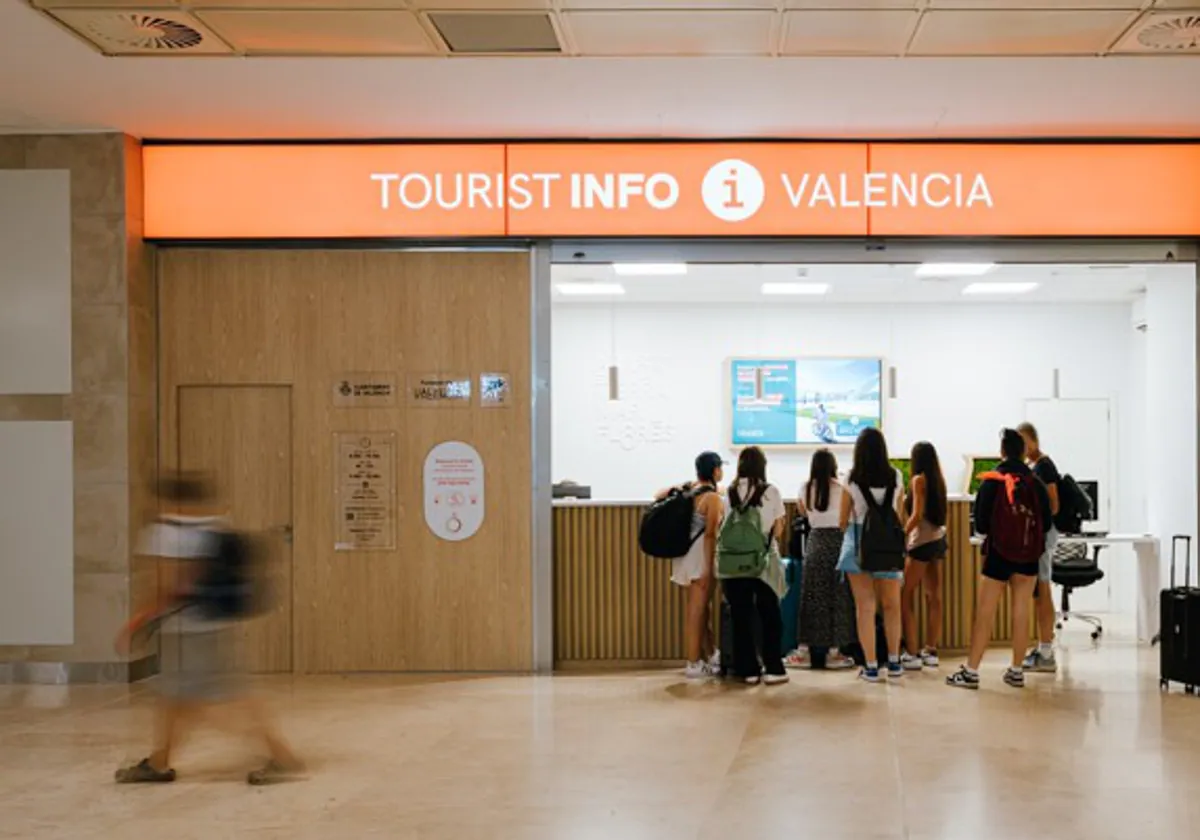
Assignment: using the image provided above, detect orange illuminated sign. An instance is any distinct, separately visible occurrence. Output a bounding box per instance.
[143,142,1200,239]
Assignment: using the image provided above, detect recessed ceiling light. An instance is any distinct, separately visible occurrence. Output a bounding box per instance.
[915,262,997,278]
[556,282,626,297]
[611,263,687,276]
[762,282,830,296]
[962,282,1038,296]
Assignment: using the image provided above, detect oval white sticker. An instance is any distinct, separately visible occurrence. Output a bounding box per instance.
[423,441,485,542]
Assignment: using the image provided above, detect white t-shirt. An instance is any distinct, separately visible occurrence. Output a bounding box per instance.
[137,514,227,632]
[729,480,786,538]
[844,470,904,525]
[801,480,843,529]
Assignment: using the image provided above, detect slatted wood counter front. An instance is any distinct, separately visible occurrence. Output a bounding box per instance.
[553,499,1029,669]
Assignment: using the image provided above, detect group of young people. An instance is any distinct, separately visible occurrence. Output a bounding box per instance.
[666,422,1066,689]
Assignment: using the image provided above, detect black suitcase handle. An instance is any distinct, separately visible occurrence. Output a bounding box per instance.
[1171,535,1193,590]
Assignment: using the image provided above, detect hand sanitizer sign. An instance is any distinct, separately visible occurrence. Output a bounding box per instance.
[423,441,485,542]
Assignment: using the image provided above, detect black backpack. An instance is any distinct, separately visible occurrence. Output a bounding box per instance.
[1055,474,1094,534]
[857,482,906,573]
[193,530,270,620]
[639,486,713,559]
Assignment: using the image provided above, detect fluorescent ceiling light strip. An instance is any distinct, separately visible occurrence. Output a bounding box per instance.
[556,282,626,296]
[915,262,997,277]
[962,282,1039,296]
[761,282,830,296]
[611,263,687,276]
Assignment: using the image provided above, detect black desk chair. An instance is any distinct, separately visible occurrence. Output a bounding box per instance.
[1052,543,1106,641]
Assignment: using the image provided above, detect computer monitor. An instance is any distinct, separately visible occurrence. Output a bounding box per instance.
[552,481,592,500]
[1078,480,1099,524]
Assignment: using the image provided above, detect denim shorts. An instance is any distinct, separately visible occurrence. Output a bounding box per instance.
[836,525,904,581]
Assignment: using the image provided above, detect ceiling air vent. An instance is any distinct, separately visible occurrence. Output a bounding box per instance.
[428,12,561,55]
[1115,13,1200,54]
[45,9,232,55]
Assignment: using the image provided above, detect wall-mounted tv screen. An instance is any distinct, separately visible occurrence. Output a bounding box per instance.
[730,358,883,447]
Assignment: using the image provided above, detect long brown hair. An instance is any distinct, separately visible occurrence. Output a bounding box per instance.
[910,441,947,528]
[806,449,838,513]
[849,427,894,490]
[730,446,768,508]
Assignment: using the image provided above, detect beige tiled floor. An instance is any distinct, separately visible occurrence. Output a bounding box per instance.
[4,635,1200,839]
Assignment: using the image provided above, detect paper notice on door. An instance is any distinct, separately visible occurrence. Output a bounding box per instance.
[334,432,396,551]
[423,441,484,542]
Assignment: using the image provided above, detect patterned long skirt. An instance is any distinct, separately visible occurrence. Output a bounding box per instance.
[797,527,856,649]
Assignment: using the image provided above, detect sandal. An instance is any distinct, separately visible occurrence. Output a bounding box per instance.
[247,759,305,786]
[115,758,176,784]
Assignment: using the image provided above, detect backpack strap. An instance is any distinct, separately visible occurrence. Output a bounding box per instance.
[857,481,894,514]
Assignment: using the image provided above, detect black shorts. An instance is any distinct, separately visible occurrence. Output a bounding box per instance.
[982,553,1039,583]
[908,537,947,563]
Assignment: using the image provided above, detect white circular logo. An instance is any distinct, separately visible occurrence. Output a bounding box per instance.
[701,159,765,223]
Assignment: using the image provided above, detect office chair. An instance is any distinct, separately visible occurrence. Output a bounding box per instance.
[1052,543,1106,641]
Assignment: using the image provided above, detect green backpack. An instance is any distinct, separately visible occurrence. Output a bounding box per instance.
[716,486,770,578]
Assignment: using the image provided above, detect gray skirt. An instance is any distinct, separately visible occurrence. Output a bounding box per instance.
[798,527,856,649]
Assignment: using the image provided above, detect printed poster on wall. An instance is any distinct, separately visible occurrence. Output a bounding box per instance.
[408,373,471,408]
[423,441,485,542]
[334,432,396,551]
[730,358,883,446]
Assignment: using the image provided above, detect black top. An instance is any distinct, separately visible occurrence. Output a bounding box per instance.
[974,460,1053,562]
[1031,455,1061,489]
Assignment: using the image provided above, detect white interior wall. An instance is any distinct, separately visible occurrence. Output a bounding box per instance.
[553,301,1137,499]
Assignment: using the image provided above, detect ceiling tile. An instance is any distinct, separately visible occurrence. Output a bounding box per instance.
[196,10,434,55]
[786,1,917,7]
[565,11,775,56]
[927,1,1142,7]
[32,1,177,7]
[45,8,233,54]
[190,1,411,7]
[416,0,551,8]
[1113,10,1200,53]
[782,10,918,55]
[428,12,561,53]
[559,0,773,8]
[910,9,1137,55]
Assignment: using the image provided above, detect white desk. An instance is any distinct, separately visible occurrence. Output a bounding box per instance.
[968,533,1160,643]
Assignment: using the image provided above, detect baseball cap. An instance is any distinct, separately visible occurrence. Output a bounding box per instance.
[695,451,726,480]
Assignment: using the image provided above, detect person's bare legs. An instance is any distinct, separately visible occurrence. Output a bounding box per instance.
[1011,575,1038,671]
[901,560,927,656]
[966,577,1007,671]
[877,578,903,661]
[683,580,709,664]
[848,573,879,665]
[148,700,195,771]
[699,577,716,661]
[1035,582,1056,646]
[925,561,943,652]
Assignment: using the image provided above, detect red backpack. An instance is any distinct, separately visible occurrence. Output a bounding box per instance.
[979,471,1045,563]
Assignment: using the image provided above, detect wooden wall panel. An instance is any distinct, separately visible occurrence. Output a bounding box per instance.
[159,250,532,673]
[553,500,1033,667]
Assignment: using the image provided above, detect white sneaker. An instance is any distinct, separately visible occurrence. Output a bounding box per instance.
[825,651,855,670]
[901,653,924,672]
[744,675,762,686]
[763,673,790,686]
[921,648,940,668]
[683,661,712,680]
[709,650,722,672]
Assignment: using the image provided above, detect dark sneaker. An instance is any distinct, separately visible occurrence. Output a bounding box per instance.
[115,758,176,784]
[1004,667,1026,688]
[247,759,305,786]
[859,666,881,683]
[1023,648,1058,673]
[887,661,905,679]
[946,666,980,690]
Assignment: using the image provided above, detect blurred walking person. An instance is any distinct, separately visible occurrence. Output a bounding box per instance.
[115,472,303,785]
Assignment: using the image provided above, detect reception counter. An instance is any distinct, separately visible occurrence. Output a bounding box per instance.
[552,498,1030,669]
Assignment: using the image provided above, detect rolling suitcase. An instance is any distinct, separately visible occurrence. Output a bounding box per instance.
[1160,535,1200,695]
